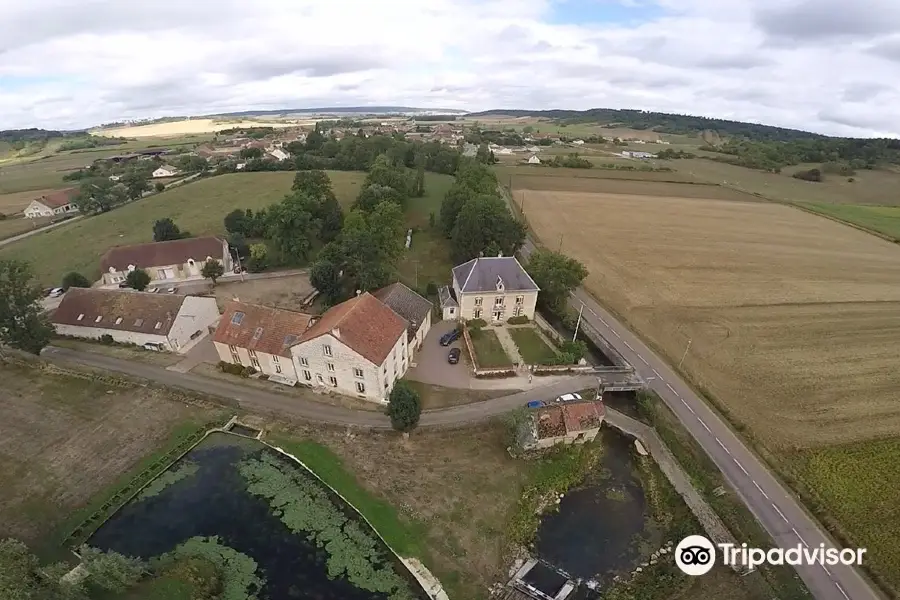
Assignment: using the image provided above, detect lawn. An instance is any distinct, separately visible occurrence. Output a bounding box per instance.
[0,215,53,240]
[508,327,558,365]
[468,329,514,368]
[397,172,454,291]
[0,360,222,558]
[0,171,365,285]
[798,202,900,241]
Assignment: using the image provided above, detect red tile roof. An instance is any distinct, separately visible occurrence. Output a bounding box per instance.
[563,401,605,433]
[298,292,407,365]
[214,301,314,358]
[51,288,186,335]
[100,237,224,273]
[36,188,78,208]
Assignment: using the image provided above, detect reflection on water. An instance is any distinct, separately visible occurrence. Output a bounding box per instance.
[534,431,655,587]
[89,433,426,600]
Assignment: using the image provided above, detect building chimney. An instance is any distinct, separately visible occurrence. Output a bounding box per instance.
[356,289,361,297]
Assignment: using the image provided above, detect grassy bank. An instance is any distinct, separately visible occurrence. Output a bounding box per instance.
[798,202,900,241]
[635,391,811,600]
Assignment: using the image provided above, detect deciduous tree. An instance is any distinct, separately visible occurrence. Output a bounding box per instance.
[201,259,225,285]
[61,271,90,290]
[525,249,589,315]
[224,209,247,235]
[0,261,53,355]
[386,381,421,432]
[125,268,150,291]
[152,218,182,242]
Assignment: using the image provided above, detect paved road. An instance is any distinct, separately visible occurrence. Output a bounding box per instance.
[40,346,596,428]
[518,238,879,600]
[0,215,84,247]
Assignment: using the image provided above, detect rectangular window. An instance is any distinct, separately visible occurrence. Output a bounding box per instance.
[299,357,309,367]
[304,370,312,381]
[272,355,279,364]
[95,315,103,323]
[275,362,282,374]
[115,317,123,325]
[327,363,335,372]
[231,312,245,325]
[513,306,522,317]
[384,380,389,389]
[229,345,240,363]
[474,309,482,319]
[248,350,260,369]
[494,296,504,306]
[356,381,365,393]
[474,297,483,306]
[329,376,338,387]
[323,345,333,357]
[515,295,524,305]
[77,314,84,321]
[353,368,364,378]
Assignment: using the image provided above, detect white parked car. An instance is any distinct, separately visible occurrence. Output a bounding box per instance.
[554,392,583,403]
[48,287,64,298]
[166,287,177,294]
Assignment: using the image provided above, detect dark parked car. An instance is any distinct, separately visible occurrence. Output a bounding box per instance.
[447,347,461,364]
[439,328,462,346]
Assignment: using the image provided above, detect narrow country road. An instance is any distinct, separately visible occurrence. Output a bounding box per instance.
[517,238,880,600]
[40,346,596,429]
[0,215,83,247]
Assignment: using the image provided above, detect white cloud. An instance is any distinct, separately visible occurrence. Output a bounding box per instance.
[0,0,898,136]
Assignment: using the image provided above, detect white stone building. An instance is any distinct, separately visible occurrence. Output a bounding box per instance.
[23,188,79,219]
[152,165,179,178]
[519,401,605,451]
[99,237,233,287]
[372,282,433,355]
[451,256,540,323]
[290,292,409,404]
[213,301,314,385]
[51,288,220,353]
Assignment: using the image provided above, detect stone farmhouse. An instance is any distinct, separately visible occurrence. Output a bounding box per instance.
[519,401,605,451]
[152,164,179,178]
[99,237,233,287]
[214,291,410,403]
[24,188,80,219]
[51,288,219,353]
[372,282,433,355]
[449,256,540,323]
[213,301,315,386]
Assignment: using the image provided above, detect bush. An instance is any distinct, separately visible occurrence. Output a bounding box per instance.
[154,182,165,192]
[792,168,823,182]
[425,281,438,297]
[99,334,114,345]
[507,315,529,325]
[62,271,91,290]
[217,361,256,377]
[468,318,487,330]
[386,381,421,432]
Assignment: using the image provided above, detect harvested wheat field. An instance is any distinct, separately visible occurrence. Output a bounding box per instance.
[520,190,900,450]
[93,118,308,138]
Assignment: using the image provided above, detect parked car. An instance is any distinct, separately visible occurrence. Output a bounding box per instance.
[48,287,64,298]
[439,327,462,346]
[554,392,583,403]
[166,287,177,294]
[118,282,129,289]
[147,287,160,293]
[526,400,545,409]
[447,347,461,364]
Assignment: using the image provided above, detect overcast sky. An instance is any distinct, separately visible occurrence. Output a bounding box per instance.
[1,0,899,137]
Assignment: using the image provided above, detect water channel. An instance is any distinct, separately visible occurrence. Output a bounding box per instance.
[533,430,660,592]
[89,432,428,600]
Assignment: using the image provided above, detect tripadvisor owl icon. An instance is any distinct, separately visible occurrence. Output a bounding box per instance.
[675,535,716,576]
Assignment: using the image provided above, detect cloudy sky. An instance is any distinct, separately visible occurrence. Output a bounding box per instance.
[1,0,899,137]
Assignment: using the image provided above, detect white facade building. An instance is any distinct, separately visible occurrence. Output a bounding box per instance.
[51,288,219,354]
[23,188,79,219]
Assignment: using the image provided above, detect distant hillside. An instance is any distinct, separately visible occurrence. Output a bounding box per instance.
[466,108,824,142]
[0,128,66,143]
[209,106,468,117]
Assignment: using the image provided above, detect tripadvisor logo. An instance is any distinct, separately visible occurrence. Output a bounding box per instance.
[675,535,866,576]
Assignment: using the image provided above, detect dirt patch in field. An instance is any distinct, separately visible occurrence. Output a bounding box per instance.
[521,190,900,449]
[0,362,216,544]
[509,173,758,200]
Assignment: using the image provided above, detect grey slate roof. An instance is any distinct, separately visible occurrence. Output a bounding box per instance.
[372,282,433,339]
[438,285,458,309]
[452,256,539,294]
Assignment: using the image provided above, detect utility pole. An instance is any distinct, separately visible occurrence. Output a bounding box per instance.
[678,338,692,369]
[573,302,585,341]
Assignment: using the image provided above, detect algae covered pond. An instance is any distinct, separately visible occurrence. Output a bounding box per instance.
[89,432,427,600]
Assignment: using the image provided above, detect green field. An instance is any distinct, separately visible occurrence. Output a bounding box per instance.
[397,172,454,290]
[1,170,454,286]
[798,203,900,241]
[786,440,900,593]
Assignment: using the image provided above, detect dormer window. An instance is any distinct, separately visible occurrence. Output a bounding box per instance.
[188,259,195,266]
[115,317,123,325]
[77,314,84,321]
[496,276,504,292]
[95,316,103,323]
[154,322,162,330]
